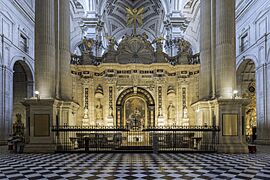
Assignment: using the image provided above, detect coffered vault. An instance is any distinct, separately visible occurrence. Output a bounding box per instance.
[70,0,200,54]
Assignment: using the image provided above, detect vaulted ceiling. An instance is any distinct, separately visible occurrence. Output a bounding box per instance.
[102,0,165,41]
[70,0,201,53]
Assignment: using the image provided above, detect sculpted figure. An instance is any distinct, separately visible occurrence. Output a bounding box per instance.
[183,106,188,119]
[95,101,103,120]
[13,113,24,136]
[177,38,192,55]
[82,36,95,52]
[159,107,163,117]
[106,36,117,50]
[168,103,176,120]
[109,107,113,117]
[83,108,89,119]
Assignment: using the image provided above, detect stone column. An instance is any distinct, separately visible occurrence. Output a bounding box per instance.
[256,63,270,144]
[199,0,212,99]
[214,0,248,153]
[215,0,236,99]
[267,62,270,142]
[35,0,56,98]
[210,0,216,98]
[55,0,60,99]
[59,0,72,100]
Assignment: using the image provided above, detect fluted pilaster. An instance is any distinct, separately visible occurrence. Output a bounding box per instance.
[211,0,216,98]
[256,63,270,144]
[59,0,72,100]
[215,0,236,98]
[0,66,13,144]
[35,0,55,98]
[199,0,212,99]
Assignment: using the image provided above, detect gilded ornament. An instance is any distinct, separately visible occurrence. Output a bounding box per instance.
[126,7,144,35]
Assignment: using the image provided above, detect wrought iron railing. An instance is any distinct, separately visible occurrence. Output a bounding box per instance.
[51,125,220,153]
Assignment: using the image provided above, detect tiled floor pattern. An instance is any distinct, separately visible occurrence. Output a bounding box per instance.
[1,152,270,180]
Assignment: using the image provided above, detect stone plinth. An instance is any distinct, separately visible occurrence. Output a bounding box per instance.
[58,101,79,126]
[215,99,249,153]
[82,118,89,126]
[22,99,79,152]
[192,98,249,153]
[106,116,114,127]
[157,116,165,127]
[96,119,104,126]
[167,119,176,126]
[191,100,215,126]
[22,99,58,153]
[182,118,190,126]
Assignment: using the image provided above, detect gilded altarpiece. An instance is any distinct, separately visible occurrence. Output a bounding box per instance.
[71,64,199,128]
[70,34,200,128]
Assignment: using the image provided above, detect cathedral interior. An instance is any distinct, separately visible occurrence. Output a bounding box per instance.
[1,0,270,178]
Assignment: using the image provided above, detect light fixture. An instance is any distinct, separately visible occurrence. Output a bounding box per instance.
[35,91,40,100]
[233,90,238,99]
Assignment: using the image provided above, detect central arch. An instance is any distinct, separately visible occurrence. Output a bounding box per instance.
[116,87,155,128]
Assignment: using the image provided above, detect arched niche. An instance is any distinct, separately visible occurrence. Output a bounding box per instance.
[12,60,34,142]
[116,87,155,128]
[236,59,256,142]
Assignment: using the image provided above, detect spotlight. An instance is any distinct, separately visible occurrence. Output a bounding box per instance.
[35,91,40,100]
[233,90,238,99]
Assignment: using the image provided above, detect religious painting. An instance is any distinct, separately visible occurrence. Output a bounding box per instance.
[124,97,146,129]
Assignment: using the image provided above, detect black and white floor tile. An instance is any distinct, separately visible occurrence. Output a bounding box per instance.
[1,149,270,179]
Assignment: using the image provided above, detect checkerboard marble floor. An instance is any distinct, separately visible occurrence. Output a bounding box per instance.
[1,148,270,179]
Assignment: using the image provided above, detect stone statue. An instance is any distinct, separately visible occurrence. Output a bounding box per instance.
[152,37,166,44]
[106,36,117,51]
[152,37,165,52]
[83,107,89,119]
[95,100,103,120]
[126,7,144,35]
[13,113,24,136]
[142,32,148,40]
[177,38,192,55]
[159,107,163,117]
[109,107,113,117]
[168,103,176,120]
[183,106,188,119]
[81,36,95,52]
[246,109,256,135]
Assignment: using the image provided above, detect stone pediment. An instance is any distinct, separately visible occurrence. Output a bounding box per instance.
[116,35,155,64]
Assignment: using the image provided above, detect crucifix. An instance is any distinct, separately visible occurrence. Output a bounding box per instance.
[126,7,144,35]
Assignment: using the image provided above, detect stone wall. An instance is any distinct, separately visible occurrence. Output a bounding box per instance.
[0,0,35,144]
[236,0,270,144]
